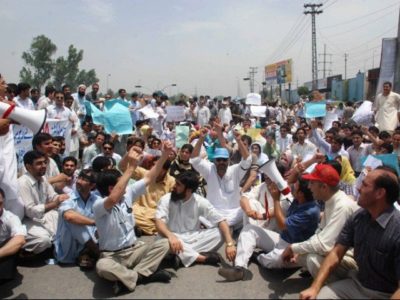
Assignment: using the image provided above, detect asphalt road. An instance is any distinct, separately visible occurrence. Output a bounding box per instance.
[1,237,311,299]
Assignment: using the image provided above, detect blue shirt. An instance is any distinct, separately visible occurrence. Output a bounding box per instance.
[54,190,100,263]
[280,200,320,244]
[93,179,146,251]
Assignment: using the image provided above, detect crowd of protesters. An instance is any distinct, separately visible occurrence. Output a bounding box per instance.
[1,74,400,299]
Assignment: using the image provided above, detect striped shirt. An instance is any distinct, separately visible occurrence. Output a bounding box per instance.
[337,207,400,293]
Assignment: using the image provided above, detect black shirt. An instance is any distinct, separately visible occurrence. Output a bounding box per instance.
[337,207,400,293]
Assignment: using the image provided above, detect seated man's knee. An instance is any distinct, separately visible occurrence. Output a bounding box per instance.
[32,235,52,254]
[96,258,109,276]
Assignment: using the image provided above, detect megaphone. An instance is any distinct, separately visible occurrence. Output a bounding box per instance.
[259,159,290,195]
[0,101,47,135]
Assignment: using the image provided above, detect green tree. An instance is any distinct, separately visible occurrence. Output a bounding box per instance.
[297,86,309,97]
[52,45,98,90]
[75,69,98,89]
[20,35,57,91]
[20,35,98,92]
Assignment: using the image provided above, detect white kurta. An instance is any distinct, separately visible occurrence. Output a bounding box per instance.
[375,91,400,132]
[191,155,252,226]
[242,182,293,232]
[156,193,225,267]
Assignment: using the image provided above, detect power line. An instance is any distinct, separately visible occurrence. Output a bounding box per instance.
[267,15,308,63]
[344,25,397,52]
[320,1,400,29]
[322,0,338,10]
[320,9,397,39]
[275,18,310,61]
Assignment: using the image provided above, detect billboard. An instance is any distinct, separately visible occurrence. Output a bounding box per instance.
[265,59,293,85]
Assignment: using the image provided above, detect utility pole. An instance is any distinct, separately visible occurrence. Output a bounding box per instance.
[249,67,257,93]
[237,78,241,98]
[394,6,400,92]
[344,53,348,80]
[318,44,332,79]
[304,3,323,90]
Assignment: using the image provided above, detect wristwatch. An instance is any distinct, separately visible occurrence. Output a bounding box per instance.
[226,241,235,247]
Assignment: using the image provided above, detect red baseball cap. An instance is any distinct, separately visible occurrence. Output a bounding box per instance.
[302,164,340,186]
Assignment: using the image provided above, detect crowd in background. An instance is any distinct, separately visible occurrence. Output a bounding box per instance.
[1,76,400,299]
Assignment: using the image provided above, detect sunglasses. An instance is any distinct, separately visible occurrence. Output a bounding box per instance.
[215,158,228,162]
[103,147,113,150]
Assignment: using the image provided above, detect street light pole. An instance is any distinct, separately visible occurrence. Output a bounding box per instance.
[160,83,177,94]
[106,74,111,93]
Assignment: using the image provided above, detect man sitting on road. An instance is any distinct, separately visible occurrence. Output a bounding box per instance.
[218,177,320,281]
[190,129,251,228]
[300,167,400,299]
[54,169,100,269]
[18,151,69,257]
[0,188,26,284]
[155,171,236,268]
[281,164,359,280]
[93,142,174,295]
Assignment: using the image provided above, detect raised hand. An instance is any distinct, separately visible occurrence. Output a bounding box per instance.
[267,181,280,201]
[162,140,174,155]
[127,146,143,166]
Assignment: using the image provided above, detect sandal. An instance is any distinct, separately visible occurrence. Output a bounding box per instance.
[78,254,95,270]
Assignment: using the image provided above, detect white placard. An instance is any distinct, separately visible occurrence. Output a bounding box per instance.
[323,111,339,131]
[352,100,373,126]
[246,93,261,105]
[43,119,72,155]
[250,105,266,117]
[138,105,159,119]
[166,106,186,122]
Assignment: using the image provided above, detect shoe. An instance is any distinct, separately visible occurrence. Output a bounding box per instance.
[218,266,245,282]
[250,250,267,265]
[200,252,221,266]
[134,226,143,238]
[138,269,172,284]
[171,255,183,270]
[112,281,124,296]
[299,269,312,278]
[163,254,183,270]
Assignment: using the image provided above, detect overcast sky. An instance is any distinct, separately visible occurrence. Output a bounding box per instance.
[1,0,399,97]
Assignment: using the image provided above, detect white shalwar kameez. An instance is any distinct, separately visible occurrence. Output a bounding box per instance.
[156,193,225,267]
[241,182,292,231]
[190,155,252,227]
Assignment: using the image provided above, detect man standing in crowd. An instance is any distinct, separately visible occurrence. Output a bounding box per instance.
[13,83,34,110]
[374,81,400,133]
[37,85,56,109]
[72,84,88,122]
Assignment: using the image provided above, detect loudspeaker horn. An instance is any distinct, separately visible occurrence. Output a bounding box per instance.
[259,158,290,195]
[0,101,47,135]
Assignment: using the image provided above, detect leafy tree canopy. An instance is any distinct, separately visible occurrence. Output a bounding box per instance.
[20,35,98,92]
